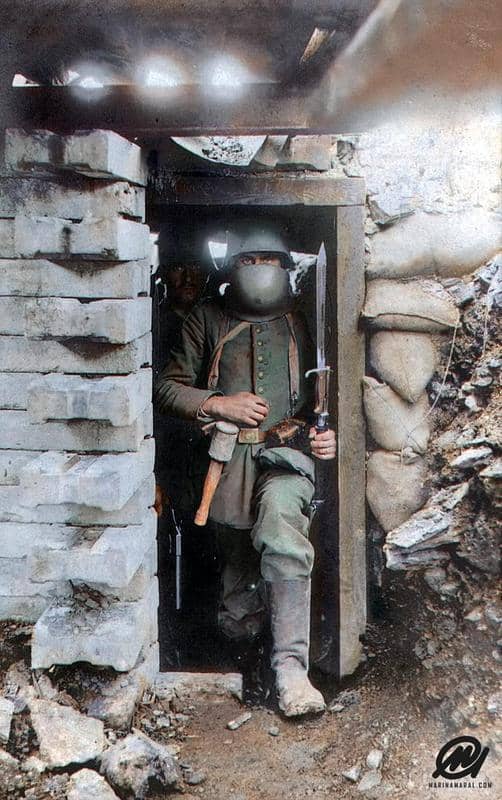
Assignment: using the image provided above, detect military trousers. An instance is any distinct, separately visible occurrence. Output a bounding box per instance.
[213,466,315,640]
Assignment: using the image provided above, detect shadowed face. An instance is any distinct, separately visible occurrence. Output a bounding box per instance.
[165,263,204,311]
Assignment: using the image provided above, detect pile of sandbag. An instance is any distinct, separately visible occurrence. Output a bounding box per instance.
[362,278,459,533]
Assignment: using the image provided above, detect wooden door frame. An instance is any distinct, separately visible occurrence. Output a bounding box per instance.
[160,174,366,678]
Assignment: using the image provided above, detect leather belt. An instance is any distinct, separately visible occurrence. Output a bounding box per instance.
[237,429,267,444]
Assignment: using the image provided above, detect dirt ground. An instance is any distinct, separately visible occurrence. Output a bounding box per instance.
[1,570,500,800]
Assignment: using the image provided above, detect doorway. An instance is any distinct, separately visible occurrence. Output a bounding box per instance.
[148,174,366,680]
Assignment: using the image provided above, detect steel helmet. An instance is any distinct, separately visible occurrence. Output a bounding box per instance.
[223,223,293,322]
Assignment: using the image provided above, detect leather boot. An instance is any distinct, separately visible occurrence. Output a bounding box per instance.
[266,580,325,717]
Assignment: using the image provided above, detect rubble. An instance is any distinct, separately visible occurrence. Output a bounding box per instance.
[100,731,182,799]
[366,749,383,770]
[479,459,502,508]
[342,765,361,782]
[0,698,14,744]
[68,768,120,800]
[86,675,143,730]
[357,769,382,793]
[383,480,476,569]
[154,671,243,701]
[227,711,252,730]
[29,698,106,768]
[450,446,493,469]
[184,769,206,786]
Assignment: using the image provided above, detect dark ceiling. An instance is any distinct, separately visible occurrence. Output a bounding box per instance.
[0,1,378,87]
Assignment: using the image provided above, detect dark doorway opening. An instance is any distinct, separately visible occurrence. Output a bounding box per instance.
[151,202,338,681]
[147,172,366,684]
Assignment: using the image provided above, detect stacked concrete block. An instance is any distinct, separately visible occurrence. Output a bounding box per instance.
[0,129,158,675]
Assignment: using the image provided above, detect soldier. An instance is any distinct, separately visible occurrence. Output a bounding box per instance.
[152,245,207,516]
[155,222,336,716]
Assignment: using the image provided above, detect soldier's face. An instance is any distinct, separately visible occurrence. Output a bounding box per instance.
[236,253,283,268]
[166,264,204,310]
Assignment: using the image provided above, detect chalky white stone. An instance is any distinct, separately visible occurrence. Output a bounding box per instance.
[0,406,152,453]
[20,438,154,509]
[0,476,155,525]
[29,699,106,768]
[0,557,69,599]
[0,450,39,484]
[31,579,158,671]
[28,512,156,588]
[0,176,144,220]
[68,769,120,800]
[5,129,147,185]
[0,698,14,744]
[13,215,150,262]
[0,258,150,299]
[0,333,151,375]
[0,522,84,558]
[27,370,152,426]
[0,296,151,343]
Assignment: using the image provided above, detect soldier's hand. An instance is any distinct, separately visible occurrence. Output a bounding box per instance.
[202,392,269,427]
[309,427,336,460]
[154,484,167,517]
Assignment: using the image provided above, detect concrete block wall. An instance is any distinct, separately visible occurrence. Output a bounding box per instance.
[0,129,158,674]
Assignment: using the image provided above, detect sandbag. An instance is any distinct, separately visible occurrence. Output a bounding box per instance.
[362,278,459,332]
[366,450,428,532]
[363,376,430,454]
[369,330,438,403]
[367,210,502,279]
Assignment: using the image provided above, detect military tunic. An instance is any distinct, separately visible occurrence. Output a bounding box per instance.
[155,299,318,631]
[155,300,316,528]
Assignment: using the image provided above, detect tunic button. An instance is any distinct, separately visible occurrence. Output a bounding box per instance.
[257,355,263,362]
[258,371,264,378]
[256,328,262,334]
[257,340,263,346]
[257,387,264,394]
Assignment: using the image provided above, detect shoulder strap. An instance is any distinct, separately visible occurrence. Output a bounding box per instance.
[207,314,300,404]
[207,319,251,389]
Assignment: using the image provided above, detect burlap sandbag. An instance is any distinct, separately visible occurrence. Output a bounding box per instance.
[362,278,459,332]
[367,210,502,280]
[369,330,438,403]
[363,376,430,454]
[367,450,428,532]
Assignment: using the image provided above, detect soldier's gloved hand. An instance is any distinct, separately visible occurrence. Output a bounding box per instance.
[201,392,269,427]
[309,427,336,460]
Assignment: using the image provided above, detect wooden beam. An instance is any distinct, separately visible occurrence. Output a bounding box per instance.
[2,85,368,137]
[336,203,367,678]
[155,175,366,207]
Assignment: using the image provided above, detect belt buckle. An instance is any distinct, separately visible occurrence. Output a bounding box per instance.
[239,429,263,444]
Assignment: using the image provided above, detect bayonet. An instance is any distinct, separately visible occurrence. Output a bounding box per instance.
[305,241,331,432]
[305,241,332,509]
